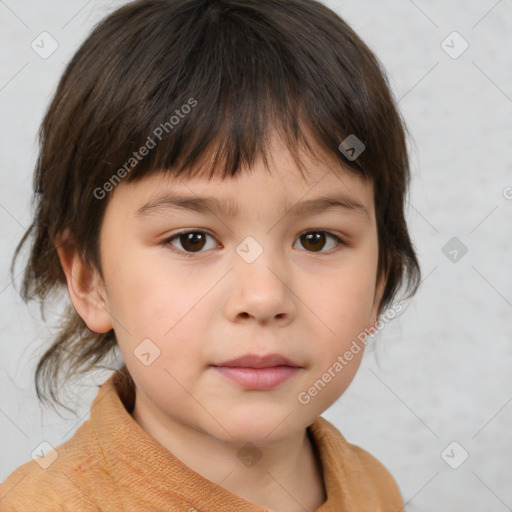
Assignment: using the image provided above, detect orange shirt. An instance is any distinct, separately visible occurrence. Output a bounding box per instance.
[1,370,404,511]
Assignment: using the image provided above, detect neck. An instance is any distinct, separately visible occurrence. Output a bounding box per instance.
[132,394,326,512]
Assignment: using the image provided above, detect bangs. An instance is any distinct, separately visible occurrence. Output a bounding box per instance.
[46,0,382,196]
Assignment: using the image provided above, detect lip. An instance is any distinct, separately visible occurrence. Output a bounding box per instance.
[214,353,301,369]
[213,366,300,390]
[211,353,302,390]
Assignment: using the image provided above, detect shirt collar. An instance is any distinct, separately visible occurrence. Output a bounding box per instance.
[91,368,346,511]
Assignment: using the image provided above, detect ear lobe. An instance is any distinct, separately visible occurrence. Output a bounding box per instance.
[55,231,113,334]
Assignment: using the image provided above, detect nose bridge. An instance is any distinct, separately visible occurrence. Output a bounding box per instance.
[235,234,282,291]
[228,234,294,322]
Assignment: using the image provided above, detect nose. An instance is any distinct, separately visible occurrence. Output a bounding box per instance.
[224,242,296,326]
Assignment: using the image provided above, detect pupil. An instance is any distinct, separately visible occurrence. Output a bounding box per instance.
[183,232,205,251]
[303,232,324,251]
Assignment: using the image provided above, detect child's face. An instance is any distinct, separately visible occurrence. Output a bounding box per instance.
[93,134,383,445]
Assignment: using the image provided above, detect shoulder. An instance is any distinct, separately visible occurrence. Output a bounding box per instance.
[344,442,405,512]
[344,441,404,496]
[1,420,105,512]
[311,416,404,510]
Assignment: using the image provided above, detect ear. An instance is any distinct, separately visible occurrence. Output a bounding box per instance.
[54,230,113,333]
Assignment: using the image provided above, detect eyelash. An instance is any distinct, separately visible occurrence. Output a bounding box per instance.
[162,229,346,258]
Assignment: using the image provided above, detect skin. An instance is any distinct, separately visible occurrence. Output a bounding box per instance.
[57,132,385,512]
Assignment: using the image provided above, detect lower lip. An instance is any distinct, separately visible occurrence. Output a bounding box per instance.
[213,366,300,390]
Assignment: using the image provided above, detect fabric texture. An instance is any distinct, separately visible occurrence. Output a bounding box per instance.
[1,370,404,511]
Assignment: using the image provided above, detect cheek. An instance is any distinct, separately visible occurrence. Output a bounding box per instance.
[310,264,377,339]
[299,273,373,410]
[101,244,188,331]
[104,254,216,367]
[110,273,210,400]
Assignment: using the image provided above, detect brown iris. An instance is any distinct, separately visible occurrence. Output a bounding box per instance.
[179,232,207,252]
[299,232,327,252]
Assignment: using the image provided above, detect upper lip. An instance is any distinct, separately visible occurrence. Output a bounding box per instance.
[213,353,301,368]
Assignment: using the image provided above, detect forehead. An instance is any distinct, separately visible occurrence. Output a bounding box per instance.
[108,131,374,221]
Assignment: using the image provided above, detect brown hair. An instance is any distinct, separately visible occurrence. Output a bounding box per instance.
[12,0,421,414]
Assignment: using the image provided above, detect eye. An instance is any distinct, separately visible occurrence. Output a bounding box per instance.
[164,230,218,256]
[164,229,345,257]
[293,230,345,253]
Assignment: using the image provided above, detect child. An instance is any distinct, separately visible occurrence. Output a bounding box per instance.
[0,0,420,510]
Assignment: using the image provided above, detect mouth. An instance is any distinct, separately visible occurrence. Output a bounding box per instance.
[213,353,301,369]
[211,353,302,390]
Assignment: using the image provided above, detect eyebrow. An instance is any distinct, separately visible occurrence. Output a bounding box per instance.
[135,194,370,220]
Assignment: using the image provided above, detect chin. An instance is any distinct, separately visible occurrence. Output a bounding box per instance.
[208,407,308,447]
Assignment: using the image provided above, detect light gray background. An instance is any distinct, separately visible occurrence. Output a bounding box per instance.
[1,1,511,510]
